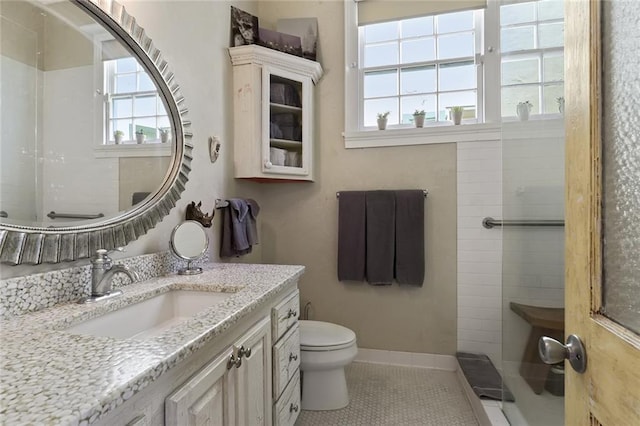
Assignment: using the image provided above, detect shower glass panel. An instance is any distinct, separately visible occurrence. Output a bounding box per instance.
[499,0,565,425]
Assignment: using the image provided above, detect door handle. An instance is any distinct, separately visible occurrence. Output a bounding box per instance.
[538,334,587,373]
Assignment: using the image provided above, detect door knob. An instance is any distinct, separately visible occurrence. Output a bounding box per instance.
[538,334,587,373]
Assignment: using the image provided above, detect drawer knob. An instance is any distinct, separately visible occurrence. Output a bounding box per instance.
[238,345,252,359]
[286,308,298,319]
[227,353,241,370]
[289,403,299,413]
[289,353,298,362]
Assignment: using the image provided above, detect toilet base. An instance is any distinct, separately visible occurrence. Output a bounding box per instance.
[301,368,349,411]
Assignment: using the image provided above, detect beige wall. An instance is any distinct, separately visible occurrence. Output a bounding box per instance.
[119,157,171,211]
[243,1,458,354]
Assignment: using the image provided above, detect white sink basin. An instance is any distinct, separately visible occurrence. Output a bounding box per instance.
[66,289,236,340]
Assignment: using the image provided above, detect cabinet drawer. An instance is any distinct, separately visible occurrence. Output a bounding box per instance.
[274,370,301,426]
[273,324,300,399]
[272,290,299,341]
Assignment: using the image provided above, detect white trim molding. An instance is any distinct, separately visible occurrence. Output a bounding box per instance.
[355,348,459,371]
[94,143,172,158]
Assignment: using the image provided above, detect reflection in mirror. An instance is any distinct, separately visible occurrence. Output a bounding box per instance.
[170,221,209,275]
[0,0,172,228]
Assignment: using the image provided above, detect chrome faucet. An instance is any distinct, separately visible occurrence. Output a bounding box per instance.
[85,249,139,302]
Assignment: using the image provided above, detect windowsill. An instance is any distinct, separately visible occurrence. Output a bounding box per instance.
[343,122,502,149]
[94,142,172,158]
[343,117,565,149]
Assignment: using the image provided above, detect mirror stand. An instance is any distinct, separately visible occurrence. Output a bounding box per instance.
[179,260,203,276]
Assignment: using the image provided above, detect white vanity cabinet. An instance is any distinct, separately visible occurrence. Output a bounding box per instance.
[93,285,300,426]
[228,45,323,182]
[166,317,271,426]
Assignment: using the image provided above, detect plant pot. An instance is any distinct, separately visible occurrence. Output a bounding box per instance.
[377,118,387,130]
[114,134,123,145]
[136,133,145,144]
[160,132,170,143]
[413,114,425,128]
[451,110,463,125]
[516,104,531,121]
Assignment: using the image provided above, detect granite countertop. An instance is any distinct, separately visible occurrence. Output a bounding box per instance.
[0,263,304,425]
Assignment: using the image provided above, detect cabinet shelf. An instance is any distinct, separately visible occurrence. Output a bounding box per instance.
[270,103,302,114]
[270,139,303,150]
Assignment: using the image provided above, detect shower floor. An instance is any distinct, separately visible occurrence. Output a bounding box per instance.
[295,362,479,426]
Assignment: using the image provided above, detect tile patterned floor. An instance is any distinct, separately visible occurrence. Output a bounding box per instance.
[296,362,479,426]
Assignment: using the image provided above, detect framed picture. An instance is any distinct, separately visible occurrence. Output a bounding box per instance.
[230,6,259,47]
[258,27,303,57]
[277,18,318,61]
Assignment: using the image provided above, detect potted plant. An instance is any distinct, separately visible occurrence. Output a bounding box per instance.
[159,128,170,143]
[377,111,390,130]
[413,109,426,128]
[556,97,565,114]
[516,101,533,121]
[135,129,146,144]
[113,130,124,145]
[450,106,464,125]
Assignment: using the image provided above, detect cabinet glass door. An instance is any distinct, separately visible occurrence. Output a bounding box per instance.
[263,66,310,176]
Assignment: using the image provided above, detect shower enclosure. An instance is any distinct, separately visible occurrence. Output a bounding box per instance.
[498,0,565,424]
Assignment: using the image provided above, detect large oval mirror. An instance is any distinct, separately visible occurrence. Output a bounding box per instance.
[0,0,192,265]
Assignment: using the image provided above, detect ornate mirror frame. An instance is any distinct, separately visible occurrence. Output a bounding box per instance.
[0,0,193,265]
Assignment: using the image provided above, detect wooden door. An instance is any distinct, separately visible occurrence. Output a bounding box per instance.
[565,1,640,425]
[165,347,235,426]
[233,316,272,426]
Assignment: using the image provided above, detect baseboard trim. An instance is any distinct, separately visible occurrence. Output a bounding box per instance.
[354,348,458,371]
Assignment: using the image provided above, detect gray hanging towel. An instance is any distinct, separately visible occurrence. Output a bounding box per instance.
[394,190,425,286]
[337,191,366,281]
[229,198,250,251]
[246,199,260,245]
[366,190,395,285]
[220,205,235,257]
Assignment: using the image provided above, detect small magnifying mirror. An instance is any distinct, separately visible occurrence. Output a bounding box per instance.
[170,220,209,275]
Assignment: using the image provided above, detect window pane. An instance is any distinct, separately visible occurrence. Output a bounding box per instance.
[501,26,535,52]
[400,95,436,124]
[543,53,564,82]
[116,57,137,73]
[134,118,157,136]
[438,32,474,59]
[437,11,474,34]
[157,97,168,115]
[501,85,540,117]
[364,43,398,67]
[538,0,564,21]
[539,22,564,49]
[364,21,398,43]
[439,61,476,91]
[364,97,399,127]
[401,66,436,95]
[401,38,435,63]
[134,96,157,117]
[139,71,155,92]
[112,119,131,140]
[439,91,476,120]
[157,116,170,130]
[115,74,136,93]
[500,2,536,26]
[543,83,564,114]
[364,70,398,98]
[401,16,433,38]
[112,98,132,118]
[502,57,540,85]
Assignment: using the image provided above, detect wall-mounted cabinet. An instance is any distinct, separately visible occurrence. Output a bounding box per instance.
[229,45,323,182]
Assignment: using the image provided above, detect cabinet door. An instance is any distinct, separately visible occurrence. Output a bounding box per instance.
[262,65,313,179]
[166,347,235,426]
[233,316,272,426]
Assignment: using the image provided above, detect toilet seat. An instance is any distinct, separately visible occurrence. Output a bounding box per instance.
[300,320,356,351]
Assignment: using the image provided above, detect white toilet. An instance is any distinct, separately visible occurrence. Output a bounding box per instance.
[299,320,358,411]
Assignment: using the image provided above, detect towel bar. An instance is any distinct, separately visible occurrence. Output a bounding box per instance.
[336,190,428,198]
[482,217,565,229]
[47,211,104,220]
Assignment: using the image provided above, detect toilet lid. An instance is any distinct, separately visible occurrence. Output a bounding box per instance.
[299,320,356,349]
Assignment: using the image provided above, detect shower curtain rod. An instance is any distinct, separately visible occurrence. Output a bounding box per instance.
[482,217,565,229]
[336,190,428,198]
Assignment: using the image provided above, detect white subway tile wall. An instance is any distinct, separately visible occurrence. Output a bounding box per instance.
[457,140,503,367]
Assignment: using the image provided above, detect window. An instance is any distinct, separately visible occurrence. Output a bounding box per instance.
[345,0,566,143]
[500,0,564,117]
[103,57,169,144]
[360,10,482,128]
